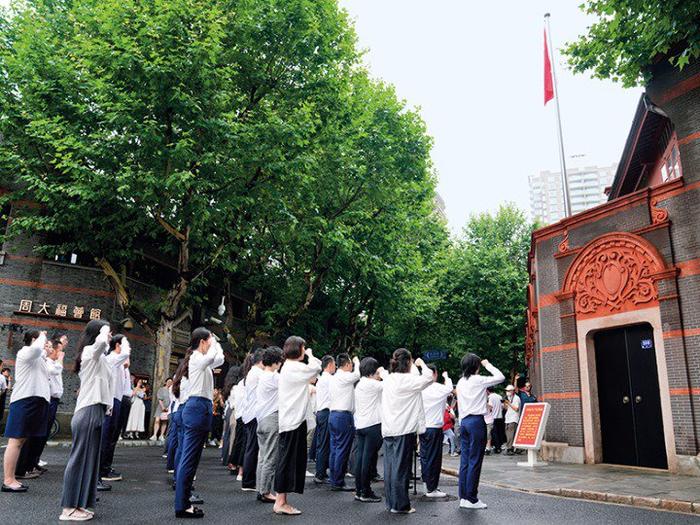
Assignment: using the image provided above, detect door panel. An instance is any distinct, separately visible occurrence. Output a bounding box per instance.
[594,323,667,469]
[594,327,636,467]
[625,325,668,469]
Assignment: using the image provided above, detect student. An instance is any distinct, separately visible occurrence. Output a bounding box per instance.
[352,357,386,503]
[503,384,521,455]
[328,353,360,491]
[173,327,224,519]
[0,366,11,423]
[420,365,453,498]
[228,372,246,479]
[219,366,241,468]
[118,368,133,439]
[2,330,49,493]
[166,372,181,475]
[455,353,504,510]
[171,364,201,508]
[240,349,264,491]
[484,388,503,455]
[381,349,433,514]
[99,335,129,484]
[313,355,336,483]
[24,337,65,477]
[273,336,321,516]
[255,346,283,503]
[60,320,131,521]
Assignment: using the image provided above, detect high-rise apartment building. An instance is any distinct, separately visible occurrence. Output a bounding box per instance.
[529,164,617,224]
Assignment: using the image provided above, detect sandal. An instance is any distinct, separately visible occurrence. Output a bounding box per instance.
[59,508,93,521]
[273,505,302,515]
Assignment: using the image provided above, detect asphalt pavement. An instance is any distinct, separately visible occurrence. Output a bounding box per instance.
[1,446,697,524]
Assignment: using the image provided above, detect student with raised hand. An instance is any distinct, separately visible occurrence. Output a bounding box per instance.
[273,337,321,516]
[353,357,387,503]
[380,349,433,514]
[456,353,505,510]
[328,353,360,492]
[312,355,336,484]
[60,320,131,521]
[420,365,454,499]
[2,330,48,493]
[99,335,129,486]
[254,346,283,503]
[173,328,224,519]
[240,349,264,492]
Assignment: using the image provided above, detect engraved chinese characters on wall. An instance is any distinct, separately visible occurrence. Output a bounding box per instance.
[15,300,101,320]
[563,233,667,319]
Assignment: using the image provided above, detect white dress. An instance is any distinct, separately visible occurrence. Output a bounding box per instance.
[126,391,146,433]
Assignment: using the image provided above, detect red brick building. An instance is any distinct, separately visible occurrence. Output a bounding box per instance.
[526,59,700,474]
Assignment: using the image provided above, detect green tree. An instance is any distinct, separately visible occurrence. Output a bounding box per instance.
[564,0,700,86]
[437,204,536,377]
[0,0,359,388]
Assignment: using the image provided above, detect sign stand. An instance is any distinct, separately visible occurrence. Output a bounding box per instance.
[518,448,548,467]
[512,402,551,468]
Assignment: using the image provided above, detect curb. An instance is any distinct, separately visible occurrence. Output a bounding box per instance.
[440,467,699,515]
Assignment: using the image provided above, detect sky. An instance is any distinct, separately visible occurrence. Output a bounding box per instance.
[338,0,643,232]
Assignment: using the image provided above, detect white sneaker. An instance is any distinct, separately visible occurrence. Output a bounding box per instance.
[305,471,314,477]
[426,489,447,498]
[149,436,157,441]
[459,499,487,509]
[236,474,243,481]
[390,508,416,514]
[38,460,48,467]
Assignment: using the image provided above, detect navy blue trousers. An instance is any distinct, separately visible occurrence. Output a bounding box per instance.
[329,410,354,488]
[314,409,330,479]
[383,433,415,512]
[168,408,182,472]
[354,423,382,497]
[99,398,121,476]
[175,397,212,512]
[458,415,487,503]
[419,427,444,493]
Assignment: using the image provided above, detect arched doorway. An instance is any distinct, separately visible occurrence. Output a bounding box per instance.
[593,322,667,468]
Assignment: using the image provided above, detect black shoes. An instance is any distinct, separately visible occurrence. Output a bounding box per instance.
[360,493,382,503]
[1,484,28,493]
[102,469,122,481]
[96,480,112,491]
[330,485,354,492]
[313,476,328,485]
[176,507,204,519]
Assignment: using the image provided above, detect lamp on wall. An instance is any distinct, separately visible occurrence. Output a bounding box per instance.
[120,317,135,330]
[217,296,226,316]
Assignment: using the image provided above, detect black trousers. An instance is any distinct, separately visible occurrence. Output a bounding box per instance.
[314,409,330,479]
[228,417,245,466]
[99,398,122,476]
[274,421,307,495]
[241,419,259,489]
[419,427,443,493]
[33,397,60,470]
[0,391,7,423]
[119,395,131,436]
[354,424,382,497]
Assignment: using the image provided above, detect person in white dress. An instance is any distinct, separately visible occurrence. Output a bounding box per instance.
[125,380,146,437]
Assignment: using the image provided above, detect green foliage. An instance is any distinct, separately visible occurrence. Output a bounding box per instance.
[564,0,700,87]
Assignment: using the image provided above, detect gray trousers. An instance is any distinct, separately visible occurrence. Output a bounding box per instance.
[505,422,517,449]
[61,404,105,509]
[383,433,415,512]
[256,412,280,495]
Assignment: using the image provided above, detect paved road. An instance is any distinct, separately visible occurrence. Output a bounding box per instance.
[1,446,696,524]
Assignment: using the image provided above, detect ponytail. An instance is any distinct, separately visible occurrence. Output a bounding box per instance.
[389,348,412,374]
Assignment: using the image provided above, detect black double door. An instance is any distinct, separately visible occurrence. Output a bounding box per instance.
[594,323,667,469]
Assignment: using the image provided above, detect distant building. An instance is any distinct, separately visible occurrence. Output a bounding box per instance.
[433,192,447,221]
[529,164,617,224]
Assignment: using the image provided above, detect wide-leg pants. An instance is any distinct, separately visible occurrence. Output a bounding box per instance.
[61,404,105,509]
[175,397,212,512]
[241,419,259,489]
[274,421,307,495]
[383,433,415,512]
[328,410,354,488]
[459,414,487,503]
[256,411,280,495]
[419,427,444,493]
[168,408,183,472]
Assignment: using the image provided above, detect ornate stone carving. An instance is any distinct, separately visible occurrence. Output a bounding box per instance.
[650,198,669,224]
[558,231,569,253]
[563,232,666,318]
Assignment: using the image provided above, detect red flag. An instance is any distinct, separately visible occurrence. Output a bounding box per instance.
[544,29,554,105]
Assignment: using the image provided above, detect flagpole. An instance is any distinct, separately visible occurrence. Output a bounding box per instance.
[544,13,571,218]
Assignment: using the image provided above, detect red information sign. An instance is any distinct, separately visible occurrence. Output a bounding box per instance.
[513,402,550,449]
